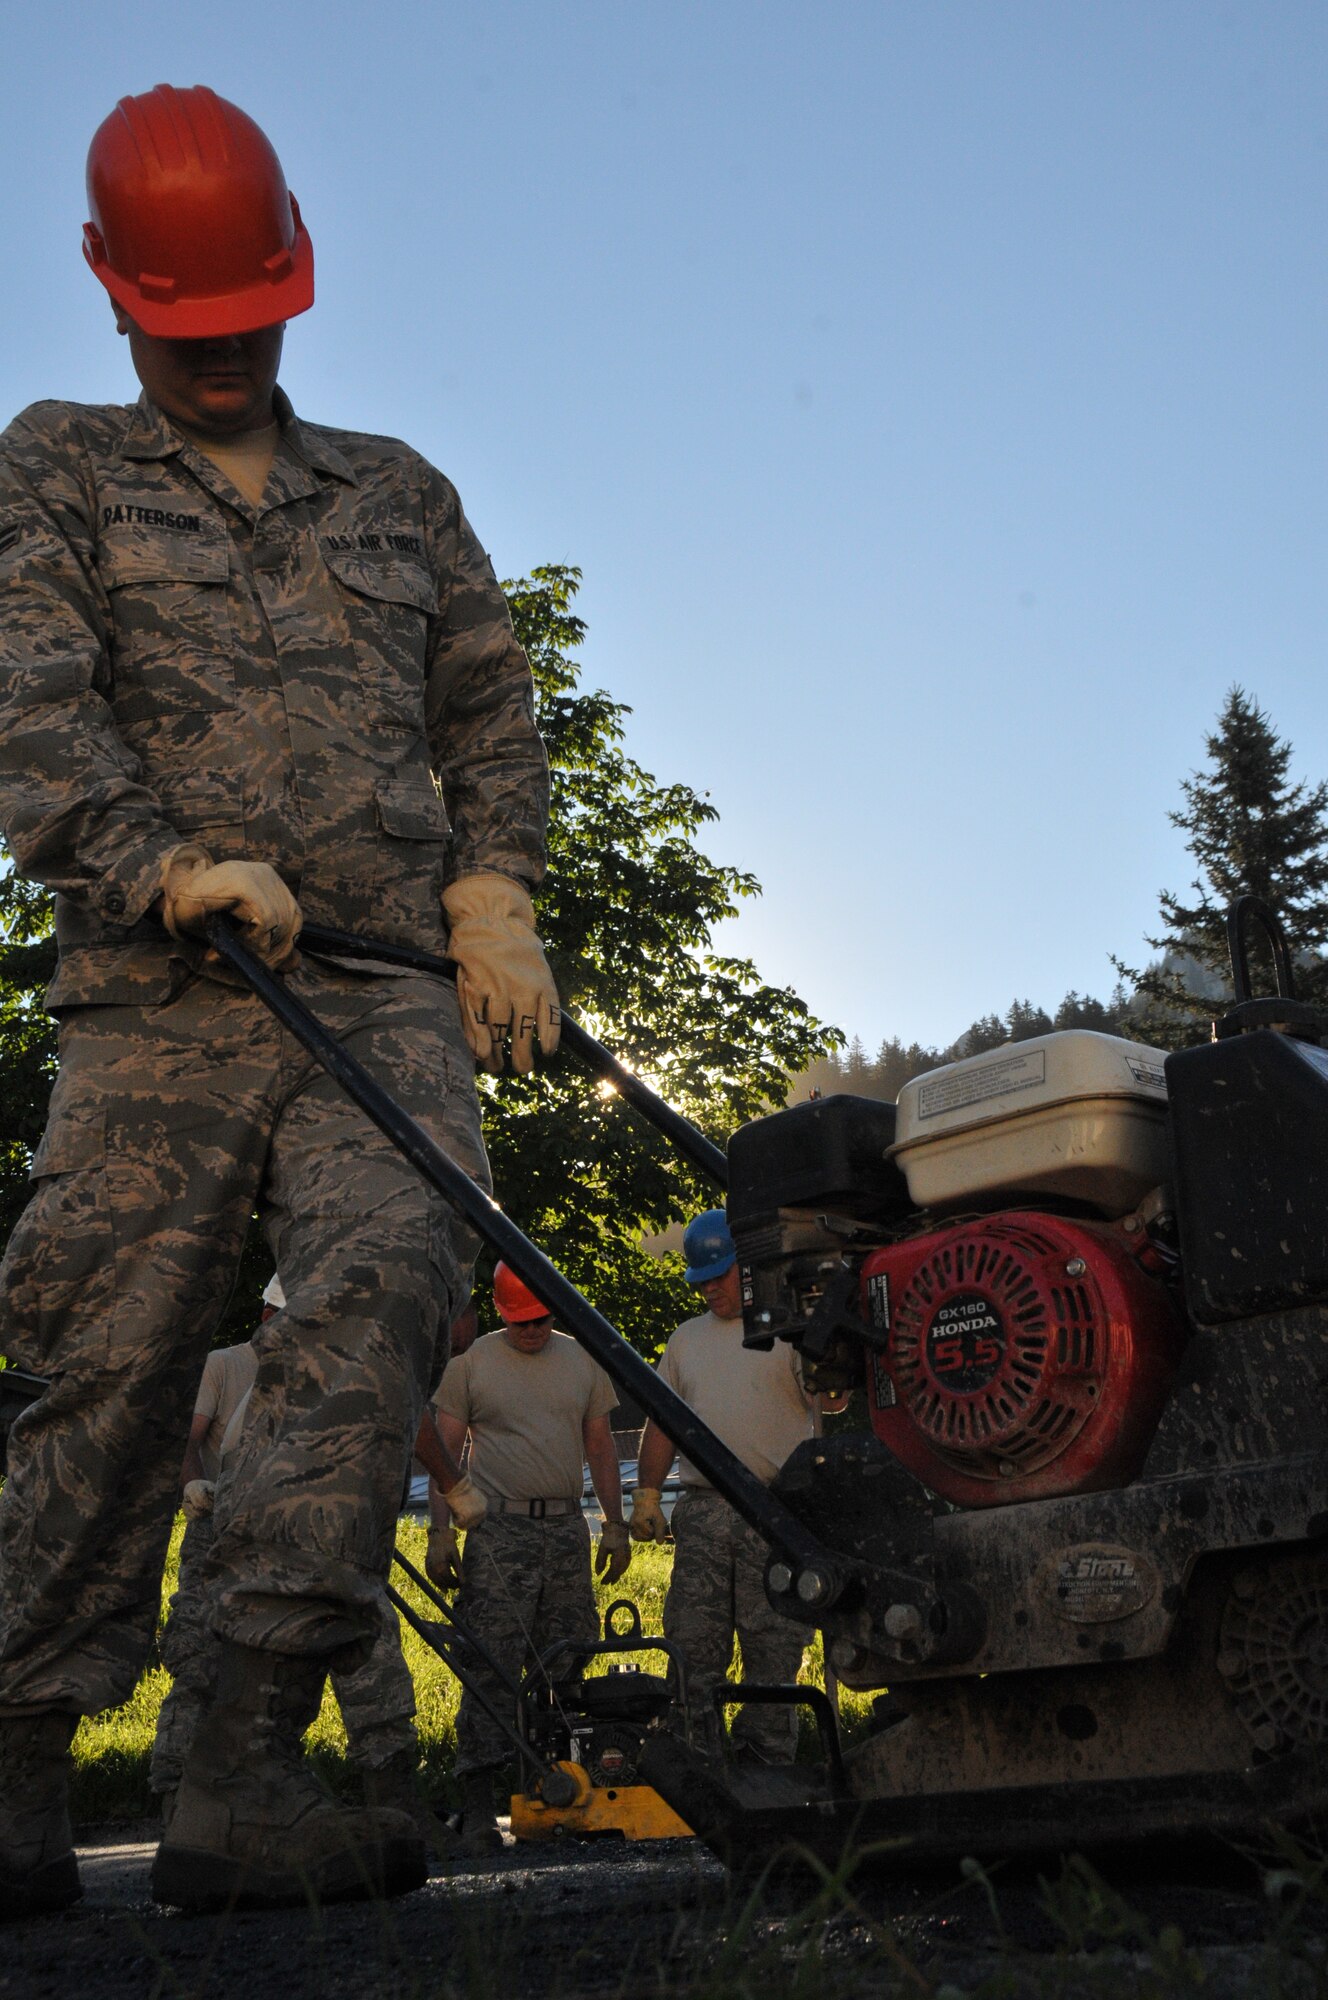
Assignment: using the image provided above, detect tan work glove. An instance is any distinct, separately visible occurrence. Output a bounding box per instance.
[441,1472,487,1532]
[441,872,560,1075]
[628,1487,668,1543]
[182,1479,215,1520]
[426,1524,463,1590]
[595,1521,632,1583]
[161,844,302,972]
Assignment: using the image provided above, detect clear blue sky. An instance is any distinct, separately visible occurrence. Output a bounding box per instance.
[4,3,1325,1053]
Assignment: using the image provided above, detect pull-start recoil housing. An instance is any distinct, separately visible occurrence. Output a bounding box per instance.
[862,1213,1186,1506]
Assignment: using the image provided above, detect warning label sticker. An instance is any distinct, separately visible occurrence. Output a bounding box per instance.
[866,1270,890,1333]
[917,1048,1047,1120]
[870,1352,897,1410]
[1125,1056,1168,1095]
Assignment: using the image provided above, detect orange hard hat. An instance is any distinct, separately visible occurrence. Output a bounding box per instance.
[83,85,313,338]
[493,1262,551,1324]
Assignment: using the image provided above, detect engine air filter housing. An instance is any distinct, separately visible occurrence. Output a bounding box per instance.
[862,1213,1183,1507]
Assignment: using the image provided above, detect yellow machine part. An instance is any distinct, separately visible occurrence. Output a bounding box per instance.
[511,1760,692,1842]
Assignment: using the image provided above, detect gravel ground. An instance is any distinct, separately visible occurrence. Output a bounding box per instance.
[2,1823,1324,2000]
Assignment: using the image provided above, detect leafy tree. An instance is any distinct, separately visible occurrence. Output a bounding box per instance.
[1114,687,1328,1041]
[0,875,58,1256]
[0,564,839,1363]
[490,565,839,1356]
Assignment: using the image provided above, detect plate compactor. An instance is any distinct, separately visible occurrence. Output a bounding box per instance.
[7,898,1324,1871]
[633,896,1328,1867]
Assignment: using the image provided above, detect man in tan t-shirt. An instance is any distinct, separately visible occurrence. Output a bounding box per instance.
[630,1209,840,1764]
[427,1262,630,1853]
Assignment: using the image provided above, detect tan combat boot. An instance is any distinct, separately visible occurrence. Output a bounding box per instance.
[0,1712,81,1920]
[151,1641,426,1910]
[359,1749,456,1859]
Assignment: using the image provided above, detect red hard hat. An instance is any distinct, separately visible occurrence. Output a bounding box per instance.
[493,1263,551,1324]
[83,85,314,338]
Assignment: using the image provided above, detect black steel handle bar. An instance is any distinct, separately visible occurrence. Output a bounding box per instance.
[208,917,848,1606]
[297,921,729,1190]
[389,1550,576,1797]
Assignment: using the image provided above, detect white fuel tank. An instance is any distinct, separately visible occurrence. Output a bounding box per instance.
[890,1031,1170,1216]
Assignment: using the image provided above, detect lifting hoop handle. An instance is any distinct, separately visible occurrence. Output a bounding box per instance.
[1226,896,1297,1005]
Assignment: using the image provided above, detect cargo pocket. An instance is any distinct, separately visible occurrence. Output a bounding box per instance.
[372,776,454,923]
[100,533,235,721]
[375,777,451,846]
[322,548,437,728]
[4,1111,116,1375]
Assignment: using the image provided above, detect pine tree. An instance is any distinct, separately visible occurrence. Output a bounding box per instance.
[1004,998,1054,1044]
[1053,987,1128,1035]
[953,1012,1007,1059]
[1115,687,1328,1038]
[872,1036,945,1102]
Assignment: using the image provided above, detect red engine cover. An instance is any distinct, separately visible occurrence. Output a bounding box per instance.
[861,1213,1185,1507]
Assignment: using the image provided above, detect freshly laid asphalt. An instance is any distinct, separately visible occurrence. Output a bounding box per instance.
[1,1822,1321,2000]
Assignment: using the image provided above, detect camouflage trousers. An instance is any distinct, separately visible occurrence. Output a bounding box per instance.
[0,959,487,1716]
[663,1488,808,1761]
[452,1512,596,1778]
[150,1513,416,1791]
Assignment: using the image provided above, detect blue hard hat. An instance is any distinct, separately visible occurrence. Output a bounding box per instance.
[683,1208,736,1284]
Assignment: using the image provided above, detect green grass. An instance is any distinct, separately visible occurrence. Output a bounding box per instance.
[71,1518,872,1823]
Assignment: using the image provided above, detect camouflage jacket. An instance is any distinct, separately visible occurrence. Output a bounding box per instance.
[0,390,548,1006]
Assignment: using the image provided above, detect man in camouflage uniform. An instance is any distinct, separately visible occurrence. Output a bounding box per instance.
[631,1211,841,1764]
[428,1263,631,1854]
[0,85,555,1917]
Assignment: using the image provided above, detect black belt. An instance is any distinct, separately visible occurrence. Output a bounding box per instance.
[490,1496,581,1519]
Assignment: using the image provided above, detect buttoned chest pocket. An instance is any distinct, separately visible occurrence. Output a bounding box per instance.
[321,548,437,729]
[99,534,235,722]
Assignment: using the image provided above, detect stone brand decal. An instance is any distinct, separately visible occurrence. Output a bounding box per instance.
[1040,1542,1157,1624]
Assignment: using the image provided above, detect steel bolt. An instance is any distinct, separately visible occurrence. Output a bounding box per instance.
[883,1602,923,1641]
[829,1638,862,1672]
[1065,1258,1087,1277]
[768,1561,793,1594]
[796,1568,829,1604]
